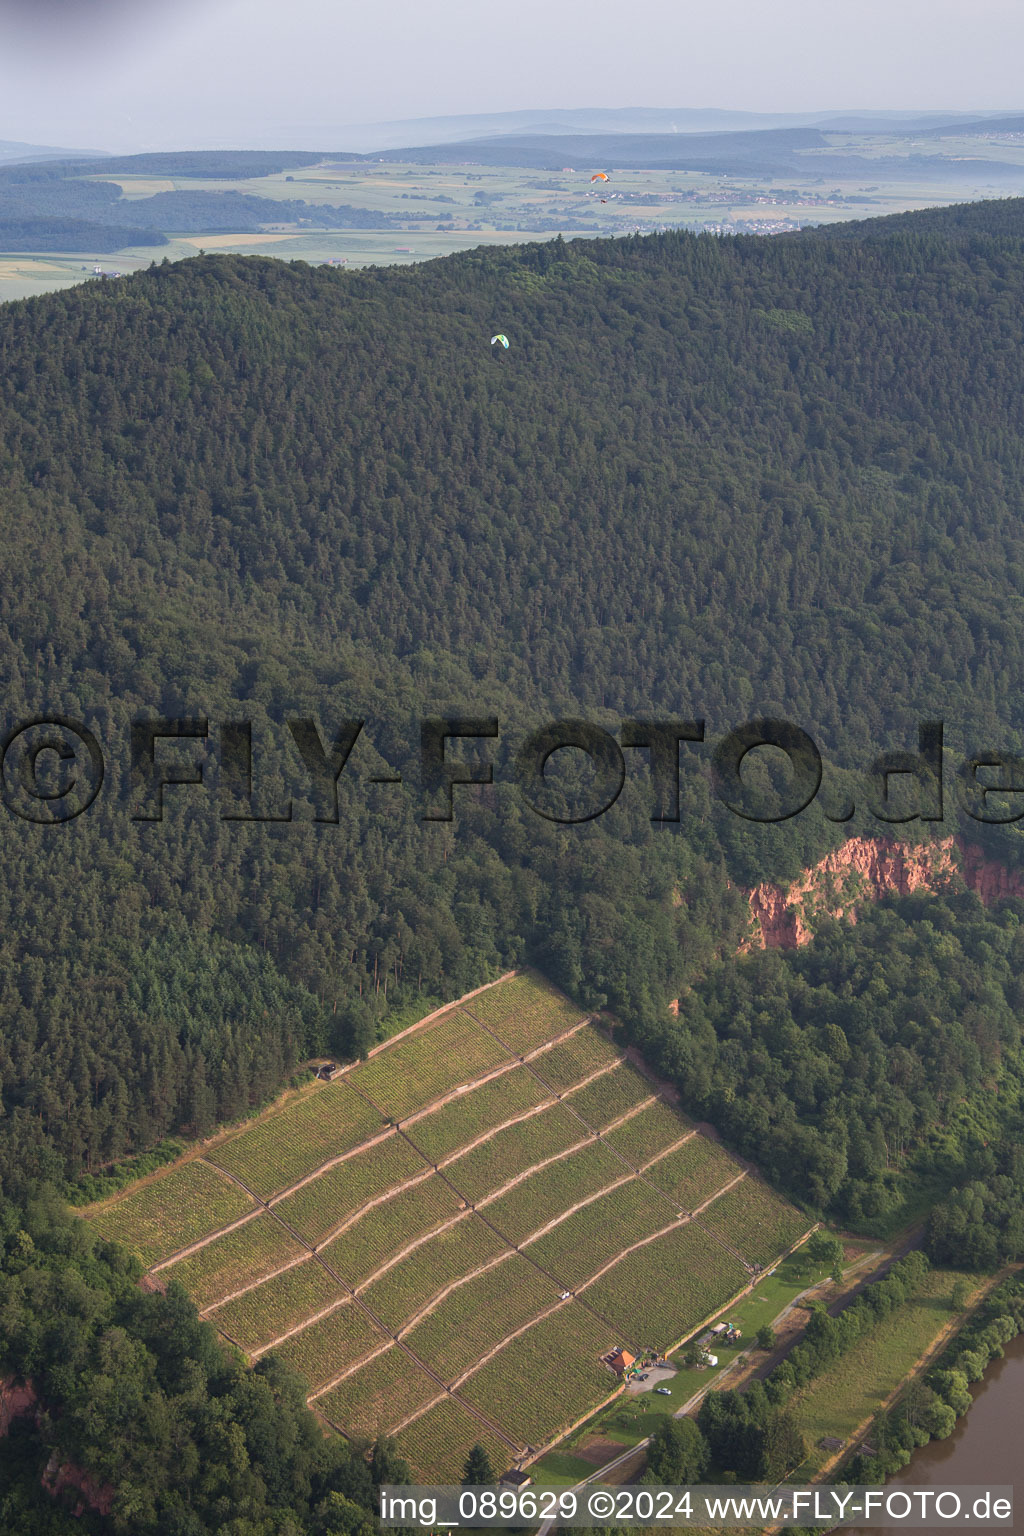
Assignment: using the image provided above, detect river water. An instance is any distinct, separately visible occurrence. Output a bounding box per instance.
[845,1330,1024,1534]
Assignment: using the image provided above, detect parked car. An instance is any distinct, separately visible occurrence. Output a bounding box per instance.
[655,1387,671,1396]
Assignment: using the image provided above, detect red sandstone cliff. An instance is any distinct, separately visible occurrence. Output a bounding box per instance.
[746,836,1024,950]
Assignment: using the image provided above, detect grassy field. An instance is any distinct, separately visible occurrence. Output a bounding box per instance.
[463,971,587,1053]
[787,1266,974,1475]
[457,1303,618,1450]
[321,1172,462,1288]
[273,1299,390,1390]
[205,1083,385,1199]
[641,1134,741,1211]
[603,1100,694,1167]
[402,1063,550,1165]
[163,1213,307,1311]
[582,1220,750,1351]
[482,1140,629,1244]
[209,1256,346,1353]
[345,1008,513,1119]
[440,1102,591,1204]
[396,1396,513,1484]
[316,1344,443,1440]
[528,1024,622,1090]
[270,1131,430,1247]
[360,1213,511,1332]
[563,1062,655,1131]
[402,1255,560,1382]
[525,1180,678,1290]
[88,1159,257,1267]
[697,1177,809,1268]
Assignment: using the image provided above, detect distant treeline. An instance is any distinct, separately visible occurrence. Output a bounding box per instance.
[0,218,167,252]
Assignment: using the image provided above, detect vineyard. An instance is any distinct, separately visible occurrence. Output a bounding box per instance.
[583,1220,750,1349]
[360,1214,512,1331]
[209,1255,345,1352]
[481,1140,629,1245]
[273,1299,390,1388]
[603,1100,695,1168]
[402,1256,560,1383]
[271,1132,430,1247]
[440,1102,589,1205]
[345,1009,513,1119]
[163,1213,307,1311]
[562,1062,655,1131]
[697,1177,809,1268]
[84,970,812,1479]
[463,971,586,1053]
[402,1065,550,1166]
[89,1159,257,1267]
[205,1083,384,1199]
[396,1397,512,1484]
[641,1134,740,1211]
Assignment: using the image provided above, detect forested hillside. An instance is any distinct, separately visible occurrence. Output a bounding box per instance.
[3,213,1024,1195]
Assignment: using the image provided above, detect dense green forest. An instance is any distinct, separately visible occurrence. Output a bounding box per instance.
[0,1192,400,1533]
[3,207,1024,1212]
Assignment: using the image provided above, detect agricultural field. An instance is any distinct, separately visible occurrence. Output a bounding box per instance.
[440,1102,591,1205]
[316,1344,444,1440]
[273,1299,391,1391]
[321,1172,463,1288]
[463,972,587,1053]
[525,1179,679,1290]
[697,1177,809,1268]
[527,1023,622,1092]
[271,1132,430,1247]
[562,1062,655,1132]
[360,1213,511,1332]
[209,1256,345,1354]
[205,1083,385,1199]
[163,1213,307,1311]
[481,1140,629,1245]
[603,1099,694,1169]
[345,1008,513,1119]
[396,1396,513,1485]
[457,1303,617,1450]
[402,1255,560,1383]
[582,1220,750,1351]
[87,1159,257,1267]
[640,1134,739,1212]
[402,1064,551,1167]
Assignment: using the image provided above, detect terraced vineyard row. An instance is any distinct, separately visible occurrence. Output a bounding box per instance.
[360,1213,511,1332]
[317,1344,443,1441]
[164,1213,306,1311]
[206,1083,385,1200]
[271,1132,430,1248]
[525,1179,678,1293]
[402,1256,560,1384]
[563,1061,654,1131]
[321,1172,462,1287]
[457,1303,616,1451]
[697,1176,809,1267]
[603,1099,694,1168]
[583,1219,750,1351]
[274,1299,390,1389]
[402,1064,550,1166]
[396,1397,513,1484]
[210,1255,345,1353]
[345,1009,513,1120]
[481,1140,627,1245]
[641,1134,740,1211]
[465,972,587,1054]
[440,1101,589,1205]
[89,1159,257,1268]
[527,1025,621,1092]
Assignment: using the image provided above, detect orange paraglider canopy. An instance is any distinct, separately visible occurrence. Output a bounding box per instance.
[590,172,609,182]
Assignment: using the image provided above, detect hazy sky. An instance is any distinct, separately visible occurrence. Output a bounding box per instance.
[0,0,1020,152]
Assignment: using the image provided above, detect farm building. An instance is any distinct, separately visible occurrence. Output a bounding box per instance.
[605,1347,636,1377]
[500,1470,531,1488]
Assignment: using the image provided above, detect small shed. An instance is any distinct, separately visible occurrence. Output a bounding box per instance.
[500,1470,531,1488]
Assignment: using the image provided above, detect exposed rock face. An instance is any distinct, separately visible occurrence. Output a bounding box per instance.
[42,1454,116,1519]
[0,1376,37,1436]
[746,836,1024,949]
